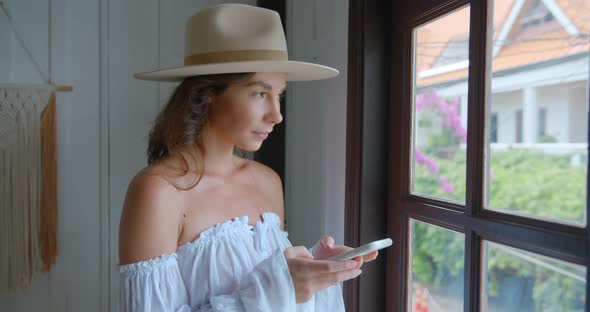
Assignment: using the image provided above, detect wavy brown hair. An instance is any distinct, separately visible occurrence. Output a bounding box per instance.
[147,73,255,190]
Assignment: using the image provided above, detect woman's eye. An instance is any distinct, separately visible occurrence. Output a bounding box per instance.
[253,91,284,101]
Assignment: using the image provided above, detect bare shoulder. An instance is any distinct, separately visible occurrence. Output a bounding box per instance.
[118,168,183,265]
[243,158,285,229]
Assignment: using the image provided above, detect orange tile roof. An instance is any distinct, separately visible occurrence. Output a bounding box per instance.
[415,0,590,87]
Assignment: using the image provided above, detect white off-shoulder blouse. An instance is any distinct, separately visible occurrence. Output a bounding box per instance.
[118,211,345,311]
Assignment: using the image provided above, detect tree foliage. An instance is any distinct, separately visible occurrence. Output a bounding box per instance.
[412,90,586,310]
[412,149,586,311]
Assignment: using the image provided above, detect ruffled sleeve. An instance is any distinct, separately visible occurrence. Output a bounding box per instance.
[119,253,191,312]
[198,248,297,311]
[119,249,297,312]
[306,243,346,311]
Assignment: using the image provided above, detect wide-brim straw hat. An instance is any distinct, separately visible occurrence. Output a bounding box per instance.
[134,3,339,82]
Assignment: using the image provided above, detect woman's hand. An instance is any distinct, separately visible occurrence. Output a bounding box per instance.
[284,246,362,303]
[311,235,378,263]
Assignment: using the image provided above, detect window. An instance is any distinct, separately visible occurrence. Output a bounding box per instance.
[515,109,522,143]
[409,220,465,311]
[490,113,498,143]
[432,33,470,68]
[388,0,590,311]
[413,6,470,204]
[481,241,586,311]
[538,107,546,138]
[520,0,555,29]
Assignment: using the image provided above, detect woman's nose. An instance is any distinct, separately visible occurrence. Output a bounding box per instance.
[266,97,283,125]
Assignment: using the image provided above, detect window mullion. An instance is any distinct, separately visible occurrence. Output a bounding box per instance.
[465,0,490,216]
[465,230,482,312]
[585,55,590,312]
[465,0,492,311]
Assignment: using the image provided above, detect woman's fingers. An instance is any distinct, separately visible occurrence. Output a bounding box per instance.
[304,258,358,273]
[284,245,314,259]
[326,243,380,262]
[362,251,378,262]
[285,246,366,304]
[303,258,363,289]
[330,246,353,254]
[352,256,364,269]
[319,235,335,248]
[284,241,382,303]
[315,245,352,260]
[318,268,362,286]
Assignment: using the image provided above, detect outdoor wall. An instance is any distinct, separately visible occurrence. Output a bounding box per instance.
[433,54,589,145]
[492,90,522,143]
[569,83,589,142]
[490,82,589,144]
[538,85,571,143]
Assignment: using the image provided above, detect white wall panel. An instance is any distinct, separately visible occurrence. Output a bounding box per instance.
[0,0,101,311]
[285,0,348,248]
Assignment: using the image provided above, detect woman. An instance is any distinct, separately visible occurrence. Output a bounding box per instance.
[118,4,378,311]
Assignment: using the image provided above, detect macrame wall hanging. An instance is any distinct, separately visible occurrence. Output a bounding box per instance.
[0,1,72,293]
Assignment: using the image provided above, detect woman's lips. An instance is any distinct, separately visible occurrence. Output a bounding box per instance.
[252,131,269,140]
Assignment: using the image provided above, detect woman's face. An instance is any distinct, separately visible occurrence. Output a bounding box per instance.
[207,72,287,151]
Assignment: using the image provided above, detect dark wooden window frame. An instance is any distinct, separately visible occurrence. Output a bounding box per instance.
[344,0,391,310]
[345,0,590,311]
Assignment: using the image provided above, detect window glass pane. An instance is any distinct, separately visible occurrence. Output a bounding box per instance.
[409,219,465,311]
[412,6,470,203]
[481,241,586,312]
[485,0,589,225]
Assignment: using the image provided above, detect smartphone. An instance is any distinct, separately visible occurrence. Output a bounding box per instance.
[327,238,393,261]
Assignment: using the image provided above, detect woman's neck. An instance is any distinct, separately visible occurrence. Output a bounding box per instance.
[195,128,241,178]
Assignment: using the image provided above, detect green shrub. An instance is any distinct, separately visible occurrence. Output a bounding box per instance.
[412,149,587,310]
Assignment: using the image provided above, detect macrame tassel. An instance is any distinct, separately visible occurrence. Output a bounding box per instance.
[0,85,57,293]
[40,91,57,272]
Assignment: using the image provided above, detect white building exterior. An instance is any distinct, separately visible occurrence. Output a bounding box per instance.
[415,0,589,152]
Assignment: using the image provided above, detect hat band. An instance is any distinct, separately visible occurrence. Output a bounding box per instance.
[184,49,288,65]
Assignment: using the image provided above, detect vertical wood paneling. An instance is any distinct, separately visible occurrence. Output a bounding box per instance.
[107,1,160,311]
[285,0,348,249]
[1,0,102,311]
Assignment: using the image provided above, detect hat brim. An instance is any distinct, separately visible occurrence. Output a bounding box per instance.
[133,60,339,82]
